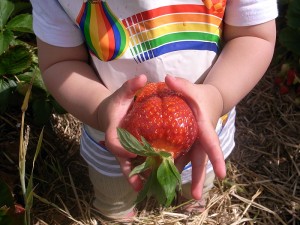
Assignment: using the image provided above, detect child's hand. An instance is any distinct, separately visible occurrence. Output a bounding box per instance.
[98,74,147,192]
[165,75,226,200]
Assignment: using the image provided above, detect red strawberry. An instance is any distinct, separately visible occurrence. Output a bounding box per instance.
[287,69,296,86]
[118,82,198,206]
[14,204,25,214]
[123,82,197,158]
[274,76,283,86]
[280,85,289,95]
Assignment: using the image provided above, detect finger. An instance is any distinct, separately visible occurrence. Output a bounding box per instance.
[165,75,196,104]
[198,120,226,179]
[117,157,143,192]
[189,141,208,199]
[105,127,137,158]
[166,75,226,178]
[118,74,147,100]
[174,148,192,173]
[105,75,147,158]
[165,74,189,90]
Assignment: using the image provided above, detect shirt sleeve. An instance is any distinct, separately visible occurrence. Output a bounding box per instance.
[30,0,84,47]
[225,0,278,26]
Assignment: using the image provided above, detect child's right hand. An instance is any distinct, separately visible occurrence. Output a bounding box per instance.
[98,74,147,191]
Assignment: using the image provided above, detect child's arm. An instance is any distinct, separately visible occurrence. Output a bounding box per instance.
[37,39,109,131]
[167,19,276,199]
[204,20,277,115]
[37,38,146,191]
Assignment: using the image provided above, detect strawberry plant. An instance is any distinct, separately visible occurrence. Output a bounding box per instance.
[118,82,198,207]
[275,0,300,104]
[0,0,66,125]
[0,178,25,225]
[274,63,300,100]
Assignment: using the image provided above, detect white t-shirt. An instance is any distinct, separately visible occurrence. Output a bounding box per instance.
[30,0,278,182]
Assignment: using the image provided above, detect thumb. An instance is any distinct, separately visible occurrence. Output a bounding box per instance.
[165,75,196,104]
[117,157,143,192]
[117,74,148,100]
[165,75,191,93]
[105,74,147,158]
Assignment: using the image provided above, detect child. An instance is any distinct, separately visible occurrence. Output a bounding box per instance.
[30,0,278,221]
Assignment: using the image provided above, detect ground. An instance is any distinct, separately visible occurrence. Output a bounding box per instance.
[0,68,299,224]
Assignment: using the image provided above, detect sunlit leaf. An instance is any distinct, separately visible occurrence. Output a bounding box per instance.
[167,158,181,187]
[117,128,158,156]
[6,14,33,33]
[157,158,178,207]
[129,161,150,177]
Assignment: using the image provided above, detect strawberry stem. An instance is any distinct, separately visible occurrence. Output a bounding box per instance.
[117,128,181,207]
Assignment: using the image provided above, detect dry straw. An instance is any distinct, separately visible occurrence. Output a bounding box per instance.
[1,69,299,224]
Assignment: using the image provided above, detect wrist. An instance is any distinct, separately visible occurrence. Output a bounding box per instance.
[96,93,111,131]
[201,84,224,126]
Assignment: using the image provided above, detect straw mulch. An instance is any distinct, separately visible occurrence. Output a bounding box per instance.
[0,68,299,225]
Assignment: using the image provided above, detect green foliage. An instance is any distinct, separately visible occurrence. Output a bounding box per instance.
[275,0,300,103]
[278,0,300,57]
[117,128,181,207]
[18,79,44,225]
[0,45,32,75]
[0,178,25,225]
[0,0,66,125]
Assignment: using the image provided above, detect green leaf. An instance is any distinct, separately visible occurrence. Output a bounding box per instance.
[129,157,152,177]
[6,13,33,33]
[141,136,156,153]
[149,171,168,205]
[287,0,300,29]
[117,128,158,156]
[0,0,14,29]
[279,27,300,56]
[17,69,47,93]
[0,78,16,113]
[11,2,32,18]
[0,29,14,55]
[25,183,34,213]
[167,158,181,188]
[25,128,43,215]
[0,45,32,75]
[135,171,156,204]
[158,151,172,158]
[157,158,179,207]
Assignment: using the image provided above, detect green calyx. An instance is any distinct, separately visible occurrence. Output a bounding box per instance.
[117,128,182,207]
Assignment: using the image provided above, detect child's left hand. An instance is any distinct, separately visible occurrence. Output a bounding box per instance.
[101,74,148,192]
[165,75,226,200]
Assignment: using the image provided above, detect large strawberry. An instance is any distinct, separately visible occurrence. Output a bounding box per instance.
[117,82,198,206]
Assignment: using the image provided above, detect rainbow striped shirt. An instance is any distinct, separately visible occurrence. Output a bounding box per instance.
[57,0,236,180]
